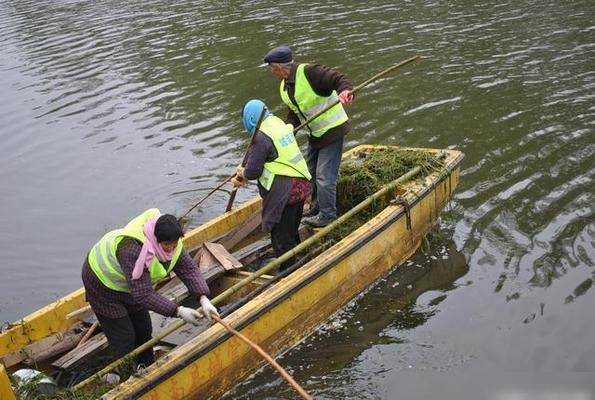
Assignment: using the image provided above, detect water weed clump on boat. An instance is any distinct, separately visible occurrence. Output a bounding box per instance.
[11,374,112,400]
[314,148,446,253]
[337,147,444,214]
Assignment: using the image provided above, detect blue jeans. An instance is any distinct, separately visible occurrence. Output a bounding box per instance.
[306,137,343,220]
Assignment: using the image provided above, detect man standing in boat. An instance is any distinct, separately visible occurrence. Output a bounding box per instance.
[81,209,219,369]
[233,99,312,271]
[263,46,354,227]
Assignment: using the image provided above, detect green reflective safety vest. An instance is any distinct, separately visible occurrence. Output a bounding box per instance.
[258,115,312,191]
[280,64,349,138]
[87,208,183,293]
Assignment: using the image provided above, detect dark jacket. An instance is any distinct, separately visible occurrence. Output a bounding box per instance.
[244,132,311,232]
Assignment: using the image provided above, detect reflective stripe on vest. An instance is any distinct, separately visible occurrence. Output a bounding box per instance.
[88,208,183,292]
[258,115,312,191]
[280,64,349,138]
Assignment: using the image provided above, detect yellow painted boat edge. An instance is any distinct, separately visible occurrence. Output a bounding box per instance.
[0,288,87,356]
[0,363,16,400]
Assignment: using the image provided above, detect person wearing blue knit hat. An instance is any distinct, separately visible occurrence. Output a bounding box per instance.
[233,99,312,271]
[263,46,354,227]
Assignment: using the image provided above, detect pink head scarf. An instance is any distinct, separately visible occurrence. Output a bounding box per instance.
[131,215,176,280]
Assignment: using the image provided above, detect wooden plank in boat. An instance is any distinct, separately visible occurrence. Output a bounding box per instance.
[194,246,218,273]
[65,305,94,321]
[52,333,108,370]
[233,237,273,266]
[214,210,262,250]
[0,325,85,368]
[186,209,262,255]
[203,242,242,271]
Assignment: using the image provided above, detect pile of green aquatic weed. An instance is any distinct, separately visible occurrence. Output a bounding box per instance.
[319,148,446,247]
[10,355,139,400]
[337,147,444,214]
[11,375,112,400]
[295,148,446,269]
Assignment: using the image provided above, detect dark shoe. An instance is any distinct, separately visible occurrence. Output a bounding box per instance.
[302,214,334,228]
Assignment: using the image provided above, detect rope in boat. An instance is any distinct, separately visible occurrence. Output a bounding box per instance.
[211,314,313,400]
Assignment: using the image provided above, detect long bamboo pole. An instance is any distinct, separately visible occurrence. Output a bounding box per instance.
[72,165,421,393]
[211,314,313,400]
[178,55,421,218]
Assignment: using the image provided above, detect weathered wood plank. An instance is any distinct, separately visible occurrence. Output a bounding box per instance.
[203,242,242,271]
[0,325,85,368]
[233,237,273,266]
[196,247,217,272]
[186,207,262,255]
[52,333,108,370]
[215,211,262,250]
[65,305,93,321]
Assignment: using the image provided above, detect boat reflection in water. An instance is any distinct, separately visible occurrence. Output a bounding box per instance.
[226,240,470,399]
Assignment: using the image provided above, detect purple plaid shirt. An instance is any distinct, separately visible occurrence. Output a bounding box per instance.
[82,237,210,318]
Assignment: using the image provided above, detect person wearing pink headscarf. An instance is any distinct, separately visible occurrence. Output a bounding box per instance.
[82,208,218,370]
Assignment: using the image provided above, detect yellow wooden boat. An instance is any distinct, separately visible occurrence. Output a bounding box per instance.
[0,145,464,399]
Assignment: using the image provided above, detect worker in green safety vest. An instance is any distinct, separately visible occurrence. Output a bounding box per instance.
[263,46,354,228]
[82,208,218,370]
[233,99,312,271]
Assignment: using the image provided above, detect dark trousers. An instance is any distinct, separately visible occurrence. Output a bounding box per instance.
[95,309,155,369]
[271,200,305,271]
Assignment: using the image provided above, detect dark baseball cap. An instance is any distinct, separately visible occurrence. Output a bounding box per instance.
[263,46,293,64]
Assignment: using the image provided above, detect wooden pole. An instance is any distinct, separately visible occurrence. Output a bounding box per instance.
[178,175,233,224]
[76,321,99,348]
[225,105,269,212]
[72,165,421,393]
[211,314,313,400]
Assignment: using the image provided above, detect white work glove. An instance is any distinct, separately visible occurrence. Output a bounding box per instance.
[177,306,202,326]
[200,295,219,321]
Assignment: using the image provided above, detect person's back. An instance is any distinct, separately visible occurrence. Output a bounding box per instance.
[233,99,312,270]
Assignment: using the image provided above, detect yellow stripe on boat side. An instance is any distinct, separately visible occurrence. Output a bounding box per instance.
[0,288,87,356]
[183,198,262,250]
[0,363,16,400]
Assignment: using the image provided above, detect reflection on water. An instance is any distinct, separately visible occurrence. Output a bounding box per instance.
[0,0,594,398]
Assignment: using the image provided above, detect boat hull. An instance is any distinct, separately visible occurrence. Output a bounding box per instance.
[107,147,463,399]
